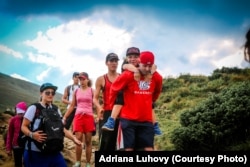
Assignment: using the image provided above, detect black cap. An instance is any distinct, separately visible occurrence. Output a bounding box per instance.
[72,72,79,77]
[40,83,58,92]
[126,47,140,56]
[106,53,119,62]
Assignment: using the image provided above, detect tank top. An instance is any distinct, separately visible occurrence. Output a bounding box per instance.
[102,74,113,111]
[75,87,93,116]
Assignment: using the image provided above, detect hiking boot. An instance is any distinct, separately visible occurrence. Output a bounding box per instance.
[102,117,115,131]
[154,122,162,135]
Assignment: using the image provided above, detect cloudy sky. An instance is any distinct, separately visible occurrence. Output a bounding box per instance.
[0,0,250,93]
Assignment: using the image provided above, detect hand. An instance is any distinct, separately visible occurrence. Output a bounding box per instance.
[62,117,67,125]
[33,130,47,143]
[134,72,141,81]
[97,109,104,120]
[144,73,152,82]
[73,137,82,146]
[95,117,99,123]
[151,64,157,74]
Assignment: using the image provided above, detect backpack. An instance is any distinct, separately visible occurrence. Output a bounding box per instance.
[67,84,80,100]
[29,103,65,154]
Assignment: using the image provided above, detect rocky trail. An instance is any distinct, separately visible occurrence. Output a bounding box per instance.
[0,113,99,167]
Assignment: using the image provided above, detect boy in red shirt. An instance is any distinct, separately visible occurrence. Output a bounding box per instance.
[109,51,163,151]
[102,47,162,135]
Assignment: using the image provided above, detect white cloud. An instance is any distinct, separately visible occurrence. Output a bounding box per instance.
[0,45,23,58]
[190,38,245,68]
[23,11,134,84]
[36,68,51,82]
[18,7,249,93]
[11,73,30,82]
[212,51,246,68]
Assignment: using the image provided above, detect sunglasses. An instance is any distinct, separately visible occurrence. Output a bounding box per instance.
[79,77,86,81]
[44,91,56,96]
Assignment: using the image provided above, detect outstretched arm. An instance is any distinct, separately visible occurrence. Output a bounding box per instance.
[93,76,104,121]
[63,90,76,122]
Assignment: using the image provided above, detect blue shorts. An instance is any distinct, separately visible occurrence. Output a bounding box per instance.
[120,118,154,150]
[23,150,67,167]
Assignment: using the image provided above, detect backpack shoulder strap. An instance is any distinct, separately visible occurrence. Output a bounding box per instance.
[67,85,72,99]
[32,103,43,118]
[51,104,58,111]
[29,103,44,130]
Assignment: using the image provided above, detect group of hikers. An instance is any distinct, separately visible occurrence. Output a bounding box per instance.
[5,47,164,167]
[5,27,250,167]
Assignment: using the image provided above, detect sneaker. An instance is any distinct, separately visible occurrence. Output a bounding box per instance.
[86,163,90,167]
[72,162,81,167]
[102,117,115,131]
[154,122,162,135]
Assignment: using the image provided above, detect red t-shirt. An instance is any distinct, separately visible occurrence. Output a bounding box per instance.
[110,71,163,122]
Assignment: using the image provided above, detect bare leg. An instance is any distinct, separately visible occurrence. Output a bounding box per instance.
[75,132,83,162]
[85,132,92,164]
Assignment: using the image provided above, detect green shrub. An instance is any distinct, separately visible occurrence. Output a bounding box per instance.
[171,81,250,151]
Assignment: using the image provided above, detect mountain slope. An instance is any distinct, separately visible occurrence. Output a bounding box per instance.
[0,72,62,111]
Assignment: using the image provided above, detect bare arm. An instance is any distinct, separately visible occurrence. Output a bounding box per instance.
[64,128,82,145]
[21,118,47,143]
[63,90,76,121]
[61,86,70,105]
[122,63,138,72]
[151,64,157,74]
[93,76,104,120]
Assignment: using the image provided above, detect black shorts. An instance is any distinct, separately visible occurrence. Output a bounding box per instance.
[115,91,124,105]
[120,118,154,149]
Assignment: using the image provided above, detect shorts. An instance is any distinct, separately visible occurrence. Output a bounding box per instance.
[115,91,124,105]
[23,150,66,167]
[73,114,95,133]
[98,111,119,151]
[119,118,154,150]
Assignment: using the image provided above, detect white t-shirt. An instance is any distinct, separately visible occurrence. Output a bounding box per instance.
[67,84,80,109]
[24,103,62,152]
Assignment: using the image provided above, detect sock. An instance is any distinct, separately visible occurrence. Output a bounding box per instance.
[75,161,80,165]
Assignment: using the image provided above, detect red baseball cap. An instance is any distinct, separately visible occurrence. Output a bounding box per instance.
[140,51,154,65]
[78,72,89,79]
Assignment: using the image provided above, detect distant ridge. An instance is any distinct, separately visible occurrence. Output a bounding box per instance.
[0,72,62,111]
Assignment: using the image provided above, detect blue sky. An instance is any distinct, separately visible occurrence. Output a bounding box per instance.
[0,0,250,94]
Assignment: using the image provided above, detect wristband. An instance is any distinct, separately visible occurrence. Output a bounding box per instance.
[29,132,33,139]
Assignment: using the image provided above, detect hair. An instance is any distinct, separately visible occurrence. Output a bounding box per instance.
[87,79,92,87]
[244,28,250,63]
[121,58,128,72]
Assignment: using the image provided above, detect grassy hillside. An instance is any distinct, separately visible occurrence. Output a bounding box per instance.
[0,67,250,151]
[154,67,250,150]
[0,73,63,112]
